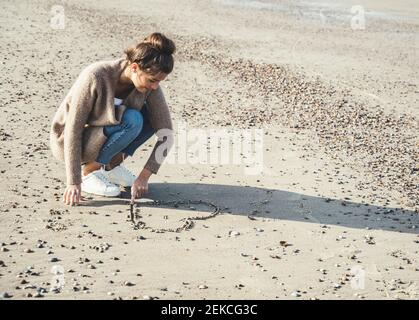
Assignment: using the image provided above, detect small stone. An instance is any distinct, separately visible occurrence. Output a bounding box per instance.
[0,292,12,299]
[50,287,61,293]
[107,292,114,296]
[37,287,47,294]
[23,285,36,290]
[50,257,59,263]
[24,248,34,253]
[124,281,135,287]
[142,295,152,300]
[198,284,208,289]
[290,291,301,297]
[229,230,240,237]
[280,241,291,247]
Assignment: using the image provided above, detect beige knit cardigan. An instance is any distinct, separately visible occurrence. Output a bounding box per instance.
[49,58,173,185]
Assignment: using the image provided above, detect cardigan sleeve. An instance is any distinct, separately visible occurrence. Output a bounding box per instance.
[64,72,98,185]
[144,86,174,174]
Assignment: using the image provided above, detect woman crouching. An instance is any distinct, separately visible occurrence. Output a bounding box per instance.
[50,32,175,206]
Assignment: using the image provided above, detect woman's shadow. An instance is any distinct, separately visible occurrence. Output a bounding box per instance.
[85,182,418,234]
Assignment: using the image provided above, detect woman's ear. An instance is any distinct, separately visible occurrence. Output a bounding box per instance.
[131,63,138,73]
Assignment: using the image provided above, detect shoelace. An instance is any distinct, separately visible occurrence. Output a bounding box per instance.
[117,165,136,178]
[96,168,117,188]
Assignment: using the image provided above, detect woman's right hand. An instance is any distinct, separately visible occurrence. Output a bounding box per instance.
[63,184,82,206]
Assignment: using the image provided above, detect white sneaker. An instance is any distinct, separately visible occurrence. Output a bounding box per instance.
[103,164,136,187]
[81,168,121,197]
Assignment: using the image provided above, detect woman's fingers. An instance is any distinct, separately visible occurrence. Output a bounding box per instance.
[63,188,82,206]
[63,189,69,203]
[64,190,70,205]
[131,186,136,200]
[74,190,79,205]
[73,189,80,206]
[131,182,148,201]
[70,190,75,206]
[139,187,148,198]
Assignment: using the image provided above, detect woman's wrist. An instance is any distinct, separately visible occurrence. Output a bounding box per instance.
[139,167,152,180]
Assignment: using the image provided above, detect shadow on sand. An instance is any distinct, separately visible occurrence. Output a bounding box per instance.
[83,182,418,234]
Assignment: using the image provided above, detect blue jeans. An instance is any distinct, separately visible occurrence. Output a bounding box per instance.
[96,104,155,165]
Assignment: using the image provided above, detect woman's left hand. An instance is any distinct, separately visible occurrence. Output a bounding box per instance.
[131,175,149,201]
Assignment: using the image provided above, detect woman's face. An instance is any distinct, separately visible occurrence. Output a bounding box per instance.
[130,63,167,93]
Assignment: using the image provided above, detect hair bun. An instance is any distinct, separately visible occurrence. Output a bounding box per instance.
[143,32,176,55]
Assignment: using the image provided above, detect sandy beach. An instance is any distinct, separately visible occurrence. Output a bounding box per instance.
[0,0,418,300]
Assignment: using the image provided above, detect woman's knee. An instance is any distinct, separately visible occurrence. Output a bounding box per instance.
[122,108,143,135]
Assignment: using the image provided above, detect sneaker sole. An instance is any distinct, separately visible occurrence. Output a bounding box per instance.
[81,185,121,197]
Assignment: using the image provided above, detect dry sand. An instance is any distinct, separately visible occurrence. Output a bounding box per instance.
[0,0,418,300]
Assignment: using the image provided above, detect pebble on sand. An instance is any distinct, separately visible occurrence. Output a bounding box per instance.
[0,292,12,299]
[290,291,301,297]
[229,230,240,237]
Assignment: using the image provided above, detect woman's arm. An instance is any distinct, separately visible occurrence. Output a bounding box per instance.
[143,86,174,174]
[61,71,97,206]
[63,72,98,186]
[130,86,173,202]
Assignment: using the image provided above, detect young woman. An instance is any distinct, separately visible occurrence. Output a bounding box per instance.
[50,32,175,206]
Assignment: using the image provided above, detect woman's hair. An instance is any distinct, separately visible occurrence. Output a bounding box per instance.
[124,32,176,75]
